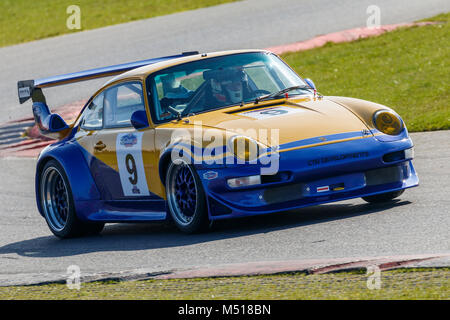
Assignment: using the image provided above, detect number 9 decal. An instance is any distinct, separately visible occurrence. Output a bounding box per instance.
[116,132,149,197]
[125,154,138,185]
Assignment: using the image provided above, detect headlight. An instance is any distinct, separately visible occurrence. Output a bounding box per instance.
[404,147,414,159]
[373,110,403,135]
[227,175,261,188]
[229,136,260,162]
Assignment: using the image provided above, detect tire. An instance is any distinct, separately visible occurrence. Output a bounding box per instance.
[165,159,208,233]
[39,160,104,238]
[362,190,405,203]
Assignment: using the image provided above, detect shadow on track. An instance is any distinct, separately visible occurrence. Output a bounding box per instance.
[0,200,411,258]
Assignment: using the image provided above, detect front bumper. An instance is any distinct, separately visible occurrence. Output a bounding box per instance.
[197,136,419,220]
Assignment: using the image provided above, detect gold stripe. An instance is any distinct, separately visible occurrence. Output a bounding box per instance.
[278,132,383,154]
[279,136,368,153]
[171,132,383,161]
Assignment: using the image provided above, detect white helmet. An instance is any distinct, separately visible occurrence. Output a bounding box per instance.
[224,80,243,103]
[223,68,247,103]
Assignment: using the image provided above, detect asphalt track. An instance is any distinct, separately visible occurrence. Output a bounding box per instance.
[0,130,449,285]
[0,0,449,285]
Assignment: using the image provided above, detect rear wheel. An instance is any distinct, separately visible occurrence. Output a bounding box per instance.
[165,160,208,233]
[362,190,405,203]
[40,160,104,238]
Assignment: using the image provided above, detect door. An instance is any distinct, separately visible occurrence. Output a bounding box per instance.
[92,127,156,200]
[96,80,160,201]
[77,81,159,202]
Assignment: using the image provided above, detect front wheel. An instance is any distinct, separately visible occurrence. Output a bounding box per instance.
[165,160,208,233]
[362,190,405,203]
[40,160,104,238]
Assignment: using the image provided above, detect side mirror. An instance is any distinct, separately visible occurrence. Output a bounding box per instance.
[304,78,316,90]
[131,110,149,130]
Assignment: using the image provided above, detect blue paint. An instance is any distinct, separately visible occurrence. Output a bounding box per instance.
[35,127,418,224]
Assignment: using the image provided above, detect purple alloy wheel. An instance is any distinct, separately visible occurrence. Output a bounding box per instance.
[41,167,69,231]
[175,166,197,216]
[167,162,199,226]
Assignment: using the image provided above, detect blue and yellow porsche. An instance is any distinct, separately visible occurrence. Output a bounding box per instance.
[18,50,418,238]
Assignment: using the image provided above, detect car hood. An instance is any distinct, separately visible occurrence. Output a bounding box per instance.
[182,96,372,147]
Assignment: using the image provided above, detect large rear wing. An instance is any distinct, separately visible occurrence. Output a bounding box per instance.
[17,51,198,104]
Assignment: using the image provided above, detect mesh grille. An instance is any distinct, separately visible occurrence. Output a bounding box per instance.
[365,166,403,186]
[263,183,305,204]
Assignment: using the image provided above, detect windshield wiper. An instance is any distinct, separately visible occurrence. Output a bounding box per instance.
[167,106,182,120]
[254,85,312,104]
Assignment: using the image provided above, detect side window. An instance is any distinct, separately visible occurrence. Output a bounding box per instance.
[104,81,146,128]
[81,92,104,130]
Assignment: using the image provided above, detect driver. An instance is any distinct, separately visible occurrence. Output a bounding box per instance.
[223,68,250,104]
[207,67,251,106]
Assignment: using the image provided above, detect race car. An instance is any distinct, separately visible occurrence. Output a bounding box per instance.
[17,50,418,238]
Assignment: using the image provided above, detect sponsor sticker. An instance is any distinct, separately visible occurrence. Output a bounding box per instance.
[317,185,330,193]
[239,106,305,120]
[120,133,138,147]
[18,87,31,98]
[203,171,218,180]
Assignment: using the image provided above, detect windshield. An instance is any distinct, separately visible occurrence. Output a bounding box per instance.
[146,52,310,123]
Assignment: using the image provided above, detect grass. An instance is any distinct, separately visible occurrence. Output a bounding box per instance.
[0,0,238,47]
[0,268,448,300]
[282,13,450,132]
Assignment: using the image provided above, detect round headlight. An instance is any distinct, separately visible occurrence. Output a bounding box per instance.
[229,136,260,162]
[373,110,403,135]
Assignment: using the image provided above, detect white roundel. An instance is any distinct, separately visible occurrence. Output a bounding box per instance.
[116,132,150,197]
